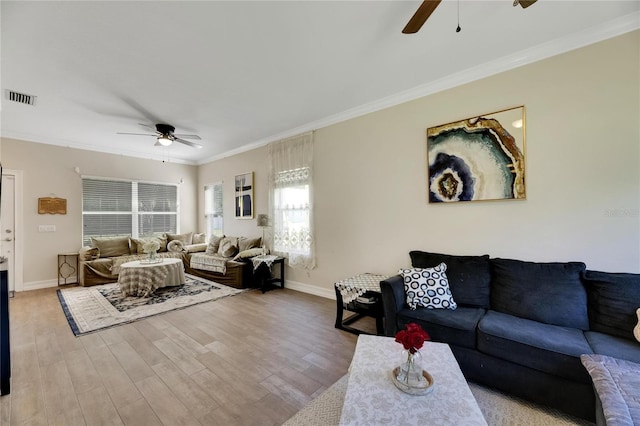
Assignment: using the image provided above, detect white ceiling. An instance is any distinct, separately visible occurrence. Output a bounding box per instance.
[1,1,639,165]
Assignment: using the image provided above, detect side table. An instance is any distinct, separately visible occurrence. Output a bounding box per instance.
[251,255,285,293]
[58,253,79,286]
[334,273,390,336]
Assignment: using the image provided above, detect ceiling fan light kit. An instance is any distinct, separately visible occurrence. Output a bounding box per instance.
[157,136,173,146]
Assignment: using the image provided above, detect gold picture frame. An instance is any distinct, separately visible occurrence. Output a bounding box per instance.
[38,197,67,214]
[234,172,254,219]
[427,106,526,203]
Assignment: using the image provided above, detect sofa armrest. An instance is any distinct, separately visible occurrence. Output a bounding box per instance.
[381,275,406,337]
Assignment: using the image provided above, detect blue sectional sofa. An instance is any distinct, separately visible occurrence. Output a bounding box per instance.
[380,251,640,421]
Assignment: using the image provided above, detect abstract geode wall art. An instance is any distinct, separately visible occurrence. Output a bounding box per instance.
[427,106,526,203]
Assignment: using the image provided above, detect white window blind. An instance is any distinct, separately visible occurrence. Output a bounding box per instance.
[204,182,223,237]
[82,178,178,246]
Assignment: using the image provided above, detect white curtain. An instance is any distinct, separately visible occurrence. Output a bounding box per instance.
[268,132,315,269]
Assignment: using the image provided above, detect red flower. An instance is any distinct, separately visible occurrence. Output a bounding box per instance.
[394,323,430,354]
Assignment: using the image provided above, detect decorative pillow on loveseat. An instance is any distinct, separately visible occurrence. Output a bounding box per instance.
[79,246,100,261]
[218,237,239,258]
[192,233,207,244]
[399,263,457,310]
[167,240,185,252]
[206,235,224,255]
[583,270,640,341]
[238,237,262,252]
[130,236,168,254]
[90,236,130,258]
[166,232,193,245]
[409,251,491,308]
[490,258,588,330]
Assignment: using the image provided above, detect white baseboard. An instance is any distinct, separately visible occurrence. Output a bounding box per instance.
[22,279,59,292]
[285,279,335,300]
[21,277,336,300]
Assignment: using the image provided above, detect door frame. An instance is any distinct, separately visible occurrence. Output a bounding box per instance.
[2,169,24,292]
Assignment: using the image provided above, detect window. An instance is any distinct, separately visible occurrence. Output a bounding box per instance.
[268,133,315,269]
[82,178,178,245]
[204,182,224,237]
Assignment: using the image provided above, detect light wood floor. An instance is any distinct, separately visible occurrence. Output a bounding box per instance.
[0,286,369,425]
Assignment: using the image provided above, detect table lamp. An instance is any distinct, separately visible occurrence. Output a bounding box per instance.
[257,214,269,254]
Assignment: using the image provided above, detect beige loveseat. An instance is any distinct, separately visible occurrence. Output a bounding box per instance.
[79,233,262,289]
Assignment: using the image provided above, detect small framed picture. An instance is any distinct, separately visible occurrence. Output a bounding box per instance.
[234,172,254,219]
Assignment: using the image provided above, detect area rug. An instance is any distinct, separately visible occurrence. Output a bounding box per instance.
[282,375,594,426]
[57,274,246,336]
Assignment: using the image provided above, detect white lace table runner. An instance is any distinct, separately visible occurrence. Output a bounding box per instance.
[335,273,391,304]
[252,254,280,270]
[339,335,487,426]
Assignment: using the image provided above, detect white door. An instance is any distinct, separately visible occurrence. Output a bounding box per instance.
[0,174,15,294]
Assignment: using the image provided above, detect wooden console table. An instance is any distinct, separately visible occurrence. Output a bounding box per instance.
[334,273,390,336]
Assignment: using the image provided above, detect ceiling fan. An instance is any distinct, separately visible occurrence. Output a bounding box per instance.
[402,0,538,34]
[117,123,203,148]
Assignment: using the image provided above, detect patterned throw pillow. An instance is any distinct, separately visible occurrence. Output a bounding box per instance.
[192,233,207,244]
[167,240,185,253]
[399,263,457,310]
[206,235,224,255]
[218,237,239,258]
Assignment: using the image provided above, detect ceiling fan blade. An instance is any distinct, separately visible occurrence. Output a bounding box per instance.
[116,132,156,137]
[174,137,203,149]
[138,123,157,131]
[173,134,202,140]
[402,0,442,34]
[514,0,537,8]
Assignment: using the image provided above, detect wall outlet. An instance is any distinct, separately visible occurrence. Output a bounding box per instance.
[38,225,56,233]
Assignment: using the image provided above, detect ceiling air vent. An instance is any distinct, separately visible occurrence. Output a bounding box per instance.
[5,90,37,106]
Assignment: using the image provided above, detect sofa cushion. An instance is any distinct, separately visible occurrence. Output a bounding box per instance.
[90,236,130,258]
[130,236,168,254]
[478,310,592,383]
[79,246,100,261]
[233,248,264,261]
[218,237,239,257]
[397,306,484,349]
[206,235,224,255]
[238,236,262,252]
[409,251,491,308]
[183,243,207,253]
[166,232,193,245]
[583,270,640,341]
[192,232,207,244]
[584,331,640,364]
[490,258,588,330]
[399,264,457,310]
[167,240,185,252]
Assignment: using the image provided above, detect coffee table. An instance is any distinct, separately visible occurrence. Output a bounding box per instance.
[118,258,185,297]
[339,335,487,425]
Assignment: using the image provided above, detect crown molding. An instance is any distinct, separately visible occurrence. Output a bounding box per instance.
[1,131,197,165]
[198,11,640,166]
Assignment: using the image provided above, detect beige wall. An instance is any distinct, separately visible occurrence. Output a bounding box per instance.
[1,138,198,286]
[197,146,268,241]
[2,31,638,293]
[200,31,640,295]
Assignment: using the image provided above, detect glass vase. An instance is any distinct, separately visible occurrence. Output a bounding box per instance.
[397,350,426,387]
[148,250,157,262]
